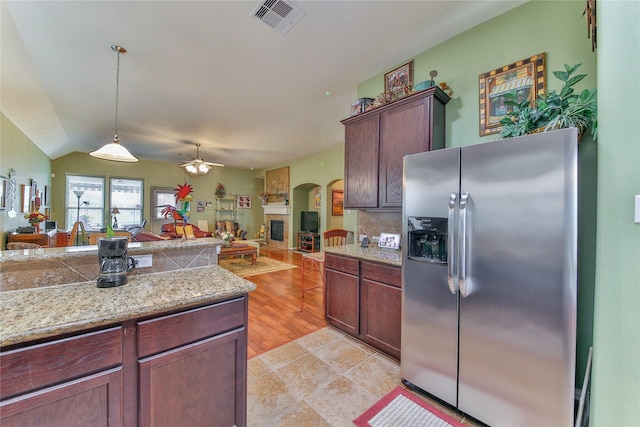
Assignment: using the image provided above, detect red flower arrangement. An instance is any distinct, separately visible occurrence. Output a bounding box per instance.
[24,211,48,224]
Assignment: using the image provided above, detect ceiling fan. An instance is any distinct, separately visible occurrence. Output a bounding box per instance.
[179,143,224,175]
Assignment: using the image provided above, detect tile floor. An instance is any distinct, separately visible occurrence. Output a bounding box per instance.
[247,326,480,427]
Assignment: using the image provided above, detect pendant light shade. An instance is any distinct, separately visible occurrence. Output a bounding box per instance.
[89,45,139,163]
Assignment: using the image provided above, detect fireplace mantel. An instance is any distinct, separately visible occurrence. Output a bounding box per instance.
[263,205,289,215]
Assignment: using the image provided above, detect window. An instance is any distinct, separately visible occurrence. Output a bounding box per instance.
[151,187,176,221]
[110,178,143,227]
[66,175,105,229]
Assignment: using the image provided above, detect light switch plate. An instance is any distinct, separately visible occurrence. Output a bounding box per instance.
[635,195,640,224]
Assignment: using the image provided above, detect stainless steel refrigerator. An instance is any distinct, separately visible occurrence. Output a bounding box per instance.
[402,128,578,427]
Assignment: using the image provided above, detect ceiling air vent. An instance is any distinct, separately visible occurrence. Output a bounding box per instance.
[252,0,305,35]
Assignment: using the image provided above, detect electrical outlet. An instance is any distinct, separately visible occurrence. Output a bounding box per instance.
[132,254,152,268]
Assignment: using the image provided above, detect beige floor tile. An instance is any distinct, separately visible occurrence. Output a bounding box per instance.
[248,356,272,383]
[305,376,378,427]
[247,372,300,427]
[259,341,310,371]
[276,353,340,399]
[344,354,402,399]
[270,401,332,427]
[294,327,341,352]
[313,337,371,374]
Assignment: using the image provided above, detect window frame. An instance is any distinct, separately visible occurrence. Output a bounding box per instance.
[109,177,144,228]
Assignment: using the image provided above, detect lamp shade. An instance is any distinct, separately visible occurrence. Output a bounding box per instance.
[111,207,121,215]
[90,138,139,162]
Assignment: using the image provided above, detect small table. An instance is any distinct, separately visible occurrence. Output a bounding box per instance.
[218,243,257,265]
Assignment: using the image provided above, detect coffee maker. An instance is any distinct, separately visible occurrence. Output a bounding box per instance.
[96,236,137,288]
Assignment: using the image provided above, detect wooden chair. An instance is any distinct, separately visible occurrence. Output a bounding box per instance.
[89,232,132,245]
[323,228,348,247]
[68,221,87,246]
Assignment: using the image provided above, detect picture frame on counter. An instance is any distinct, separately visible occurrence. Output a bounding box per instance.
[378,233,401,250]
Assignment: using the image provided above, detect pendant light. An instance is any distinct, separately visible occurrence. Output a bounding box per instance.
[89,45,139,162]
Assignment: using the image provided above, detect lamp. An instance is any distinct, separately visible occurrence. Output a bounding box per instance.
[111,207,121,228]
[73,190,85,245]
[179,143,224,175]
[89,45,139,163]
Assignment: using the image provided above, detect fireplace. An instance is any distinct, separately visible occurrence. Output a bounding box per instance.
[270,220,284,242]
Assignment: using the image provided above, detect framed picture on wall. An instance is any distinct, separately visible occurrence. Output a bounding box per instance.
[478,52,546,136]
[0,175,6,210]
[314,187,321,208]
[236,195,252,208]
[332,190,343,216]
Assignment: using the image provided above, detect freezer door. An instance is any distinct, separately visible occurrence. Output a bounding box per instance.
[457,129,578,427]
[402,147,460,407]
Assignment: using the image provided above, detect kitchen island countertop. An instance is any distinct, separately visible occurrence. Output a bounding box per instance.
[0,265,256,347]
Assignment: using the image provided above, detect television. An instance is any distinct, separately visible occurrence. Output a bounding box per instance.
[300,211,319,233]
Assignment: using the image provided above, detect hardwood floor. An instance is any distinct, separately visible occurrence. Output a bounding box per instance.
[245,247,327,358]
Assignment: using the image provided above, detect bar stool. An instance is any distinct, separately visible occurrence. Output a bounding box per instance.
[301,251,325,310]
[300,228,349,310]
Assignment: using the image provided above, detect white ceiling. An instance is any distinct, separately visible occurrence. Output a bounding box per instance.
[1,0,525,170]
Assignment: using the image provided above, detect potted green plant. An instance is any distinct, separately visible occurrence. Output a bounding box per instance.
[499,63,597,141]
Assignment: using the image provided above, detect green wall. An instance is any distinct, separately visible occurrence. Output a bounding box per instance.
[255,144,350,246]
[51,152,263,236]
[355,0,640,424]
[591,1,640,426]
[0,114,52,244]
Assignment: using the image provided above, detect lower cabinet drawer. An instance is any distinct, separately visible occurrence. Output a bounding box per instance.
[325,253,359,275]
[0,327,123,399]
[137,297,246,358]
[361,261,401,288]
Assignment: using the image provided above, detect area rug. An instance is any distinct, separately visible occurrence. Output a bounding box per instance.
[353,387,465,427]
[218,256,298,277]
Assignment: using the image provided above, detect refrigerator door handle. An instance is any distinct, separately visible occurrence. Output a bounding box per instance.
[459,192,471,297]
[447,192,458,294]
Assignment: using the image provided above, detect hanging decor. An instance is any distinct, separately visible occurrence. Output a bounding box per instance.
[160,183,193,225]
[89,45,139,162]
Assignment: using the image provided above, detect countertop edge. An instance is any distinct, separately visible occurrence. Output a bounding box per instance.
[0,265,256,348]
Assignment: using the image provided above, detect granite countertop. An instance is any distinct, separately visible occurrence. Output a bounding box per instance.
[0,237,225,263]
[323,244,403,267]
[0,265,256,347]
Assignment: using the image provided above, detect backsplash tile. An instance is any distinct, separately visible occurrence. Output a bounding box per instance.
[357,211,402,240]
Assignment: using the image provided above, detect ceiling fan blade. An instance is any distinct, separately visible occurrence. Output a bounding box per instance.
[179,161,196,167]
[203,161,224,167]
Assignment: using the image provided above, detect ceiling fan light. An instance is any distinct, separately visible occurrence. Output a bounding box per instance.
[89,138,139,162]
[185,164,198,174]
[198,163,210,173]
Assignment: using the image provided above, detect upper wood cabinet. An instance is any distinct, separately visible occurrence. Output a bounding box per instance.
[342,86,449,209]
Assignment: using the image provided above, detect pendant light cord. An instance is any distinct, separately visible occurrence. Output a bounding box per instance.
[114,48,120,141]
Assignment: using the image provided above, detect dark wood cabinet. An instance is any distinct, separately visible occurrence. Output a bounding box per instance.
[1,368,123,427]
[0,327,124,426]
[139,331,245,427]
[342,86,449,209]
[1,296,248,427]
[325,254,360,336]
[324,253,402,359]
[360,261,402,359]
[343,114,380,208]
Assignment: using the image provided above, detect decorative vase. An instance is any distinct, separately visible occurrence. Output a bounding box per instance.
[33,222,40,232]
